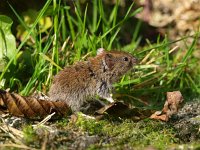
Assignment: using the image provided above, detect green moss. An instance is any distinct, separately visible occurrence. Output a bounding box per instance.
[56,118,70,127]
[78,118,179,149]
[74,112,179,149]
[22,125,37,144]
[75,113,108,135]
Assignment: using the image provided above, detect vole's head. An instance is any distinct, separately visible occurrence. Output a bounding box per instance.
[97,48,137,81]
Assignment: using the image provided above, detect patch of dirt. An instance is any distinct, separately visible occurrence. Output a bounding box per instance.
[171,100,200,142]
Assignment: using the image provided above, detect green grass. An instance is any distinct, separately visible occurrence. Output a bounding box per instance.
[1,0,199,101]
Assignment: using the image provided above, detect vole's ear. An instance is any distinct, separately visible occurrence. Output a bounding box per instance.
[97,48,105,55]
[103,53,115,70]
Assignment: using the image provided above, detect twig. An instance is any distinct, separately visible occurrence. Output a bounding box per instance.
[34,112,55,127]
[0,143,37,150]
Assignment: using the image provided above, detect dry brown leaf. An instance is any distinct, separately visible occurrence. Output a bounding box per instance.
[95,101,154,121]
[150,91,183,121]
[0,90,71,119]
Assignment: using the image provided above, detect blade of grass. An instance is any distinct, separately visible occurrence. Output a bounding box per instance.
[182,34,197,63]
[66,8,75,41]
[109,0,119,27]
[132,20,142,42]
[108,28,120,50]
[92,0,98,33]
[98,0,107,26]
[82,4,88,35]
[39,53,62,70]
[8,3,29,31]
[61,8,67,41]
[163,36,170,70]
[74,2,84,32]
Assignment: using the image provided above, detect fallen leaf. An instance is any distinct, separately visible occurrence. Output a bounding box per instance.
[0,89,72,119]
[150,91,183,121]
[95,101,153,121]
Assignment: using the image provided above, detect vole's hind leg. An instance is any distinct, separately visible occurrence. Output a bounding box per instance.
[79,113,96,119]
[98,92,114,103]
[71,112,96,121]
[103,95,114,103]
[95,99,106,106]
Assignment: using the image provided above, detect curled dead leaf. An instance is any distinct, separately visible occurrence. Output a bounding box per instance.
[150,91,183,121]
[0,90,71,119]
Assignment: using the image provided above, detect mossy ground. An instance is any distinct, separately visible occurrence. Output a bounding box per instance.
[8,111,195,150]
[1,100,200,150]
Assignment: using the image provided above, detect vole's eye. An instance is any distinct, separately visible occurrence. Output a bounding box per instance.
[123,57,128,61]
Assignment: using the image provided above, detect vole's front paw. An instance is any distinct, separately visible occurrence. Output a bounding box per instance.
[105,97,114,103]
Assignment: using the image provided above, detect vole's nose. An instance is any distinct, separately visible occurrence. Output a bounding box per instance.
[131,56,138,65]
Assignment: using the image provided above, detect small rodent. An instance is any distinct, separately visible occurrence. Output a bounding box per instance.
[48,48,137,112]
